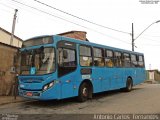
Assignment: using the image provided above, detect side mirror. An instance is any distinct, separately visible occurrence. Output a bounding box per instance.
[63,50,68,59]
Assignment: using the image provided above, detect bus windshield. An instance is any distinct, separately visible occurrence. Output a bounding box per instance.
[20,47,55,75]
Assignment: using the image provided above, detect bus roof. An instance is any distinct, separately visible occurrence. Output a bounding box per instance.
[22,34,143,55]
[55,35,143,55]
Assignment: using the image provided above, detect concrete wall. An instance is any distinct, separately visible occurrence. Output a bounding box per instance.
[146,70,160,81]
[154,70,160,81]
[0,43,19,95]
[0,27,22,48]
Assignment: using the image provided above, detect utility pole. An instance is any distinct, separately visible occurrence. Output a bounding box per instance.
[10,9,18,45]
[131,20,160,51]
[132,23,134,51]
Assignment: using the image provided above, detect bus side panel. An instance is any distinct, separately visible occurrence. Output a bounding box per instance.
[124,68,135,86]
[105,68,114,91]
[60,71,79,99]
[108,68,124,90]
[92,67,106,93]
[40,83,61,100]
[134,68,146,85]
[101,68,110,91]
[124,68,145,86]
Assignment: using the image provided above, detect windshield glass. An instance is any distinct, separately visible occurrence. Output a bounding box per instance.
[22,36,53,48]
[20,47,55,75]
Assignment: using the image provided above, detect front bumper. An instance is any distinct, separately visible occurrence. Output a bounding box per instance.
[19,87,59,100]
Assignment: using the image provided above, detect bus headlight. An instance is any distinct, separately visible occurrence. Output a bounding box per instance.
[49,81,54,87]
[43,81,55,91]
[43,85,49,91]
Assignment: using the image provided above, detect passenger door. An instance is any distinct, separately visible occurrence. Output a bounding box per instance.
[105,49,115,90]
[110,51,123,89]
[92,47,108,92]
[57,41,77,99]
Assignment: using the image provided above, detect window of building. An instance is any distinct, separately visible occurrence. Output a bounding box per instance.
[80,45,92,66]
[93,47,104,67]
[114,51,122,67]
[105,50,114,67]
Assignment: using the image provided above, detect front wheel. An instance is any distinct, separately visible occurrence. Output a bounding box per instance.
[78,82,90,102]
[125,78,133,92]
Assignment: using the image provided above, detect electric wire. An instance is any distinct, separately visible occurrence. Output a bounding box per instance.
[33,0,131,35]
[9,0,160,46]
[0,2,14,14]
[143,34,160,38]
[138,43,160,46]
[0,2,15,9]
[0,8,13,14]
[139,36,160,43]
[10,0,131,45]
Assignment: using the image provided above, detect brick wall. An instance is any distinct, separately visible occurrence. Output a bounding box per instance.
[58,31,87,41]
[0,42,19,95]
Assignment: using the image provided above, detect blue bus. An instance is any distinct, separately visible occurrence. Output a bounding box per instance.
[18,35,145,102]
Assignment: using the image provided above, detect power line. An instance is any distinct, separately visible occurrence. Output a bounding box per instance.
[0,2,15,9]
[140,36,160,43]
[33,0,131,35]
[143,34,160,37]
[10,0,91,28]
[0,8,13,14]
[91,31,131,44]
[138,43,160,46]
[7,0,49,18]
[0,2,14,14]
[10,0,131,45]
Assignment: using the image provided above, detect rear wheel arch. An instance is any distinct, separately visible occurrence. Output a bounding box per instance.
[128,76,133,85]
[125,76,133,92]
[78,79,93,102]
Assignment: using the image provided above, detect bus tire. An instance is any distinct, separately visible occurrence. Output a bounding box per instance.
[78,82,90,102]
[125,78,133,92]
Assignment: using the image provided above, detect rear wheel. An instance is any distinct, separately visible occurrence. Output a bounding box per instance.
[125,78,133,92]
[78,82,90,102]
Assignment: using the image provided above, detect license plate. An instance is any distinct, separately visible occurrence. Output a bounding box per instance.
[26,92,33,96]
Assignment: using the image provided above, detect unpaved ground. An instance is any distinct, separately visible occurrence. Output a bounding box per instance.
[0,83,160,114]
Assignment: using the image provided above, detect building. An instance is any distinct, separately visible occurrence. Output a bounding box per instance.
[0,27,22,48]
[146,70,160,81]
[58,31,88,41]
[0,27,22,95]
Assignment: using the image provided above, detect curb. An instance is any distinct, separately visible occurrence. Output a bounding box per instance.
[0,100,25,106]
[0,97,26,106]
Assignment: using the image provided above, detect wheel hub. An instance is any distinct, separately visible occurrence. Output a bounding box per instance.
[82,88,88,97]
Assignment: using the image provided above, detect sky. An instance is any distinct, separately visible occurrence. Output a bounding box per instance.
[0,0,160,70]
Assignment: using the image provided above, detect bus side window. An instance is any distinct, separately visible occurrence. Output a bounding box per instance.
[63,49,76,67]
[105,50,114,67]
[93,47,105,67]
[131,54,138,67]
[123,53,131,67]
[58,48,77,77]
[80,45,92,66]
[114,51,122,67]
[138,55,144,67]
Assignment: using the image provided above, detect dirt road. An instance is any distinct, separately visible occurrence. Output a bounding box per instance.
[0,83,160,114]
